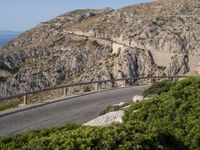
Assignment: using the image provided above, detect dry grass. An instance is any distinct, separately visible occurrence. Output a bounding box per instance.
[0,99,22,111]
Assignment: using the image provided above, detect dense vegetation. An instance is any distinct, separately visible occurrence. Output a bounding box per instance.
[143,80,175,97]
[125,77,200,149]
[0,77,199,150]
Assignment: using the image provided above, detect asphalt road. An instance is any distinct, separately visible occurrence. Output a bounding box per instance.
[0,85,149,136]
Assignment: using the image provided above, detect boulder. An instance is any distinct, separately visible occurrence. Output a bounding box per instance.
[99,102,129,116]
[132,95,144,102]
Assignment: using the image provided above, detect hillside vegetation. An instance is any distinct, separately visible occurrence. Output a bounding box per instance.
[0,77,199,150]
[143,80,175,97]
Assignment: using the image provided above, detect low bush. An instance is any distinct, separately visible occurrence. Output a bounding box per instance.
[0,121,173,150]
[99,103,129,116]
[0,101,20,111]
[1,65,19,75]
[0,76,7,82]
[0,77,199,149]
[143,80,174,97]
[124,77,200,150]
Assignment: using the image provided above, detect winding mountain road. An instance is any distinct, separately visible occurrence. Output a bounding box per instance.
[0,85,149,136]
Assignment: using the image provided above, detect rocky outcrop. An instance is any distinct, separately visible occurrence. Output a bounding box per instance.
[0,0,200,97]
[132,95,144,103]
[84,110,124,126]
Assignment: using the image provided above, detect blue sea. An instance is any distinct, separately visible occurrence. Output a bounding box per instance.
[0,32,20,48]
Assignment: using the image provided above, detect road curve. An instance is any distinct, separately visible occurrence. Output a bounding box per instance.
[0,85,149,136]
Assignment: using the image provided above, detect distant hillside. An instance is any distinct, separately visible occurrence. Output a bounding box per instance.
[0,31,20,47]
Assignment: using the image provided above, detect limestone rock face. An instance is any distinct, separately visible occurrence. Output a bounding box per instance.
[0,0,200,97]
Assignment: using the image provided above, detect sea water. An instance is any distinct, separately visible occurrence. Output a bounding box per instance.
[0,34,19,48]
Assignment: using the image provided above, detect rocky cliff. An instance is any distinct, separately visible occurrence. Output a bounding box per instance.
[0,0,200,96]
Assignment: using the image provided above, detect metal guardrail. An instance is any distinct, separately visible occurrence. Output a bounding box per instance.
[0,76,187,105]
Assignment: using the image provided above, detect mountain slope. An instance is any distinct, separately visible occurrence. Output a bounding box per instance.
[0,0,200,97]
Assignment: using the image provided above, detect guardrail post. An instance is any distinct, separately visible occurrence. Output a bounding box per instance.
[111,80,115,88]
[95,75,100,91]
[63,87,67,96]
[173,77,177,83]
[132,79,136,86]
[95,82,99,91]
[23,95,28,105]
[123,80,126,87]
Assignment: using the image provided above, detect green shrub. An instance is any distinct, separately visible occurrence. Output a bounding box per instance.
[99,103,129,116]
[124,77,200,149]
[83,86,91,92]
[0,76,7,82]
[143,80,174,97]
[0,77,200,149]
[0,122,169,150]
[2,65,19,74]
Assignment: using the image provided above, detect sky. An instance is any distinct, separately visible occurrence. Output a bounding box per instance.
[0,0,151,31]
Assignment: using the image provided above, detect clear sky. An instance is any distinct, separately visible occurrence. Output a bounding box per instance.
[0,0,151,31]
